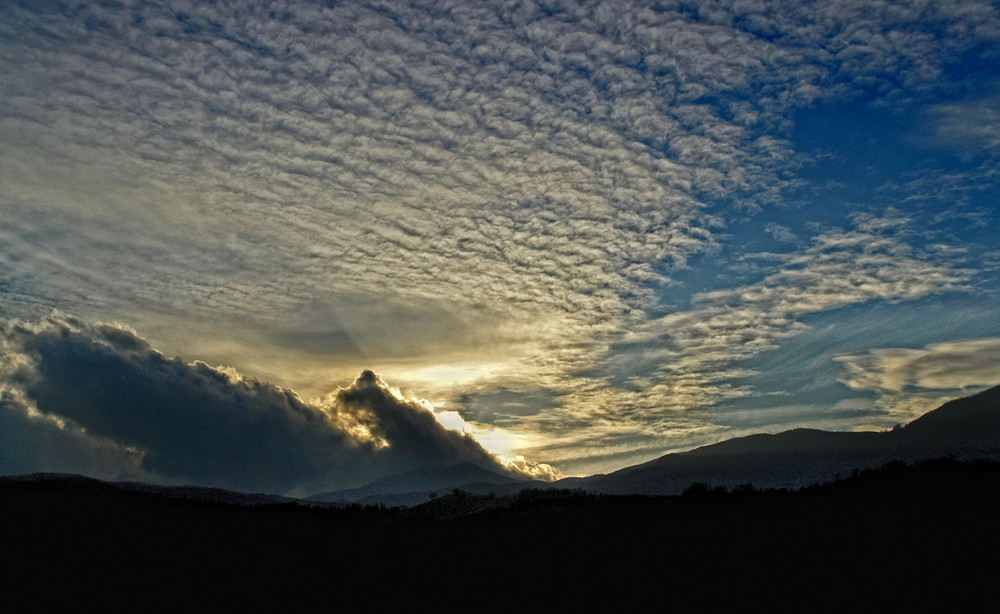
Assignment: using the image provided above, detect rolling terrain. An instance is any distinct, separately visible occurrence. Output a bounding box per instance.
[4,458,1000,610]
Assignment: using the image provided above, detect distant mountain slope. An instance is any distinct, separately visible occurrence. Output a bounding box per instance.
[895,384,1000,454]
[0,472,302,507]
[305,462,528,506]
[567,384,1000,495]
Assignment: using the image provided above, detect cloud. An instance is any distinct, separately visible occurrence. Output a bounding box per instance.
[456,387,563,424]
[836,338,1000,394]
[1,2,990,342]
[1,1,998,474]
[436,208,978,472]
[834,337,1000,424]
[11,0,991,343]
[764,223,798,244]
[926,97,1000,152]
[0,315,553,494]
[582,213,969,414]
[0,387,146,482]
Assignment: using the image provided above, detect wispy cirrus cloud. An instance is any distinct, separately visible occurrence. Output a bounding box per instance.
[925,97,1000,152]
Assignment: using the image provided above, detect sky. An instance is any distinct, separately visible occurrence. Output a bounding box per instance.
[2,0,999,495]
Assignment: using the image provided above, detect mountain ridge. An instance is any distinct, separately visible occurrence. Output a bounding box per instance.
[304,461,528,505]
[566,383,1000,495]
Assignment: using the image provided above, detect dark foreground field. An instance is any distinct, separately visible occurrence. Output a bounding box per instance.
[5,458,1000,611]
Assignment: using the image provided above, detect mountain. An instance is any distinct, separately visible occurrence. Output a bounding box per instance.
[0,472,303,506]
[305,462,531,506]
[566,384,1000,495]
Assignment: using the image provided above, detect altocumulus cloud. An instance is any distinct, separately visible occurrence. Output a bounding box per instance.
[0,315,553,495]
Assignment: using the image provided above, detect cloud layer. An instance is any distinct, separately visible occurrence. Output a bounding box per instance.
[1,1,999,476]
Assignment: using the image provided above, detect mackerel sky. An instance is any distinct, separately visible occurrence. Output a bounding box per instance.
[2,0,999,488]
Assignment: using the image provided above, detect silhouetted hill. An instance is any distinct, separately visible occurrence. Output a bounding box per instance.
[1,471,305,506]
[5,459,1000,611]
[895,384,1000,454]
[568,384,1000,494]
[304,462,531,506]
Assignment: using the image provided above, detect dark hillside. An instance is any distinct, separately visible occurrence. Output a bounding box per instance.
[5,459,1000,611]
[896,385,1000,454]
[569,383,1000,495]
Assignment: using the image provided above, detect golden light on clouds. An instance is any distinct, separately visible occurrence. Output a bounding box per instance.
[1,0,999,492]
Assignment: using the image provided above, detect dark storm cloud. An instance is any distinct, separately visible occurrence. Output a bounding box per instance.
[0,316,524,494]
[0,388,145,481]
[321,370,509,469]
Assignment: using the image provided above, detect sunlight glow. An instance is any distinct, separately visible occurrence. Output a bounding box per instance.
[386,360,514,390]
[433,409,473,435]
